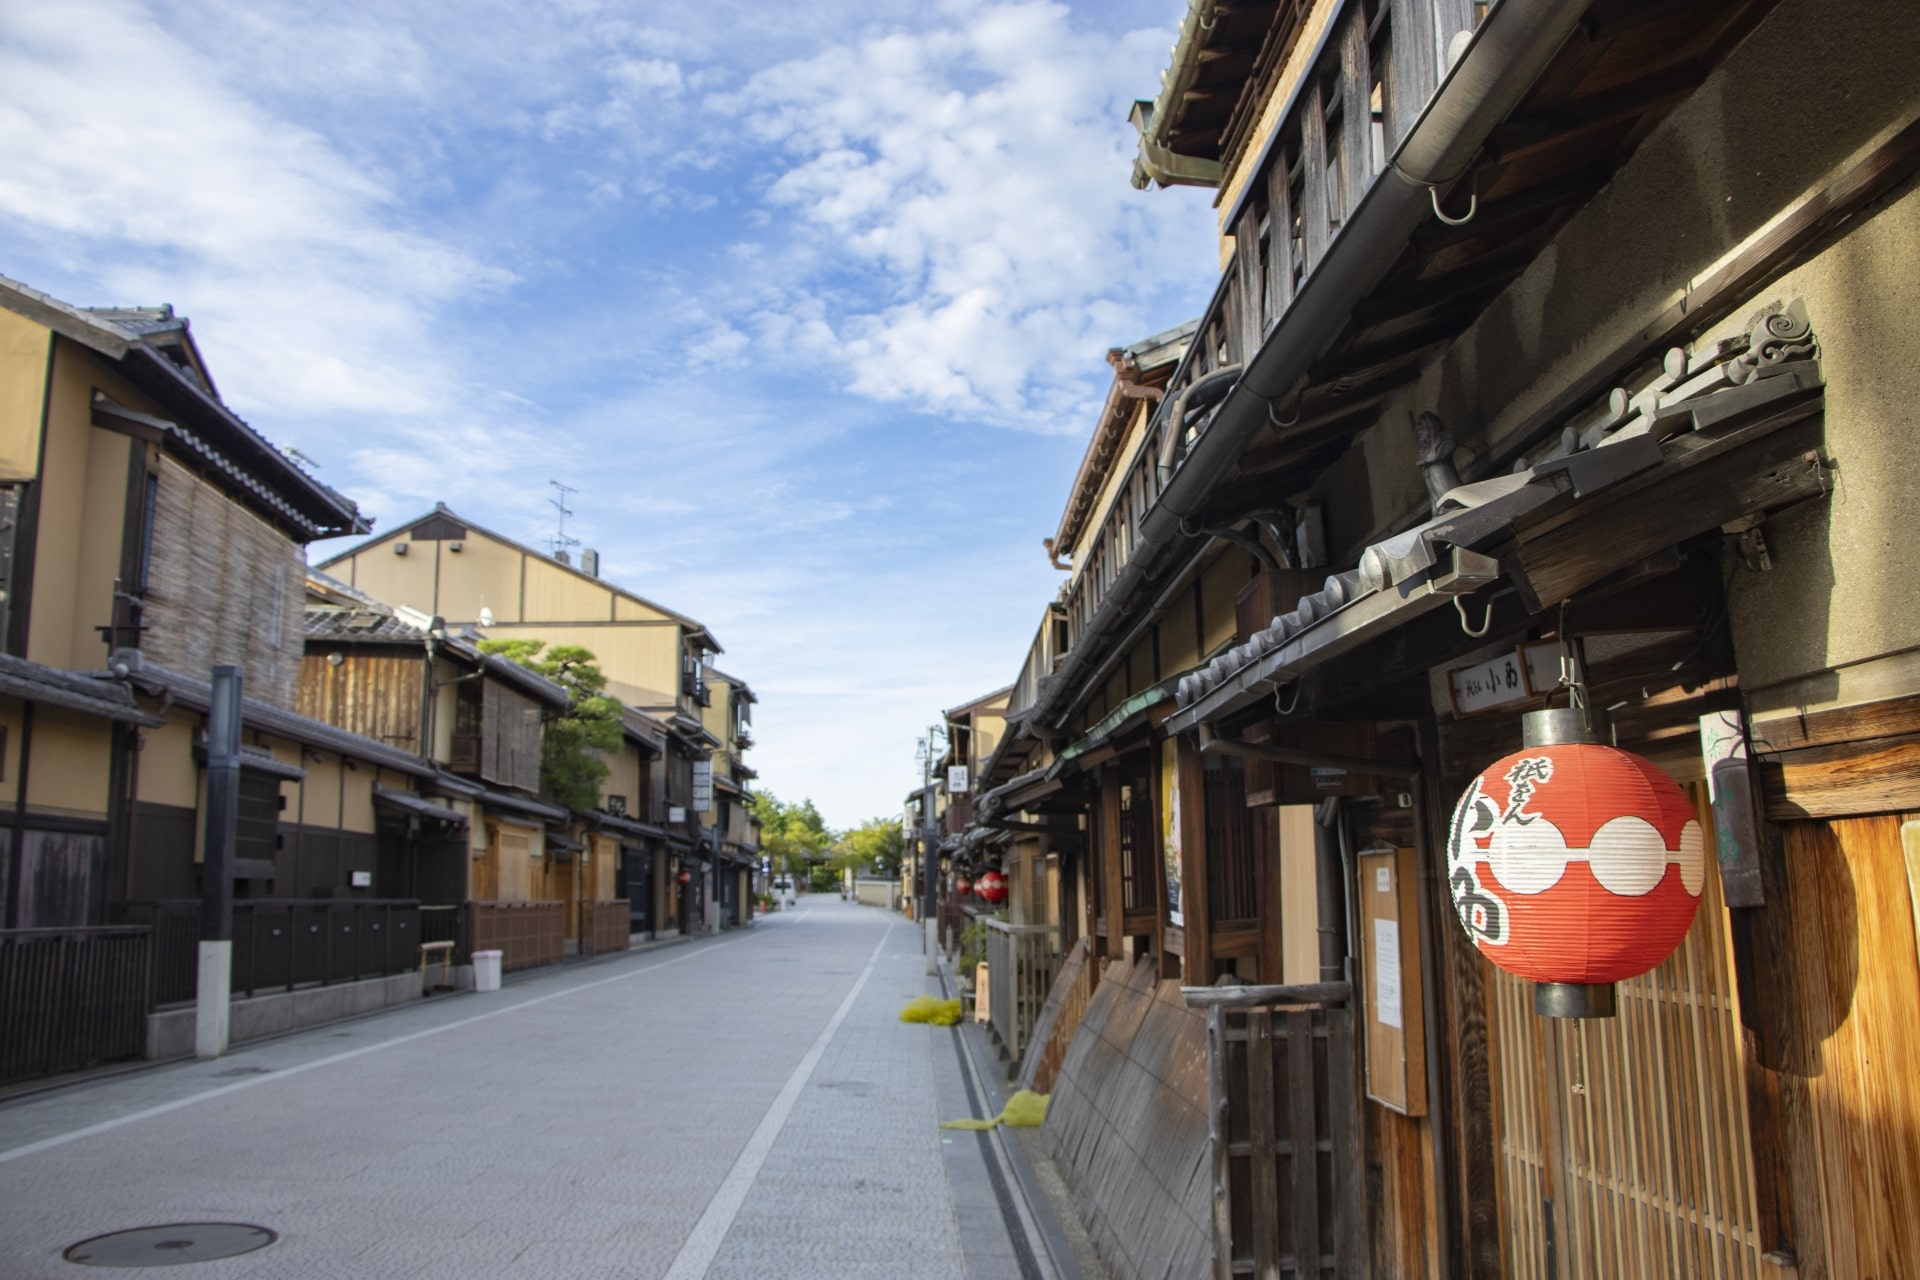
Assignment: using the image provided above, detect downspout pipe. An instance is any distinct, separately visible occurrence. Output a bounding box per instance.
[1036,0,1588,734]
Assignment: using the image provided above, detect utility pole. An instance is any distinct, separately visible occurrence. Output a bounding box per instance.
[196,665,241,1060]
[920,724,944,971]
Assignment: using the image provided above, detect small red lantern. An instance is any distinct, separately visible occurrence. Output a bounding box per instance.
[953,875,972,897]
[677,869,692,885]
[975,870,1007,905]
[1447,713,1703,1017]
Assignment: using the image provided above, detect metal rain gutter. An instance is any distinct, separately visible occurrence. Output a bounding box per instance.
[1035,0,1587,735]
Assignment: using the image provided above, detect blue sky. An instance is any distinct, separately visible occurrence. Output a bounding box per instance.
[0,0,1220,828]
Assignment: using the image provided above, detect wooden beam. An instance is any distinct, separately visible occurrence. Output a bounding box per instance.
[1351,259,1529,328]
[1510,399,1827,612]
[1749,692,1920,755]
[1486,61,1708,165]
[1760,731,1920,821]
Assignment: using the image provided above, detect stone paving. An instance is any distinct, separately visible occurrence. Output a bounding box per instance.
[0,899,1063,1279]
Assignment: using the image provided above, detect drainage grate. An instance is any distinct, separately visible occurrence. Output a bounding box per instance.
[64,1223,276,1268]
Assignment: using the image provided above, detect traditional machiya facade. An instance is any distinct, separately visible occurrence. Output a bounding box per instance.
[0,277,427,929]
[317,505,735,935]
[0,278,504,1078]
[698,668,759,926]
[297,571,639,965]
[945,1,1920,1277]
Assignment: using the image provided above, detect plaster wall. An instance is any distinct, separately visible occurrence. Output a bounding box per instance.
[19,707,109,816]
[136,719,199,808]
[600,742,642,813]
[0,307,48,478]
[0,703,20,784]
[432,537,522,621]
[472,620,680,711]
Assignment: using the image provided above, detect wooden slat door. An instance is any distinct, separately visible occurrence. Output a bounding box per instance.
[1491,785,1763,1280]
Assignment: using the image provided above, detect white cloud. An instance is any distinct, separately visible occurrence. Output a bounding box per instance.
[0,0,508,422]
[0,0,1216,827]
[720,3,1216,430]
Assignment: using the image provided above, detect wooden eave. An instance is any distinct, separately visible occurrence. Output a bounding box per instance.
[1191,0,1785,529]
[1159,0,1293,167]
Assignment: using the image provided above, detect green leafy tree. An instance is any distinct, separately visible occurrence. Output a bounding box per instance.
[478,639,624,812]
[750,791,832,878]
[828,817,907,880]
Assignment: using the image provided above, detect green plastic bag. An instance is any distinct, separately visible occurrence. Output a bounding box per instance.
[940,1089,1050,1131]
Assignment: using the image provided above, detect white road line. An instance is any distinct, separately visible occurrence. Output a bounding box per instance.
[663,924,894,1280]
[0,932,744,1166]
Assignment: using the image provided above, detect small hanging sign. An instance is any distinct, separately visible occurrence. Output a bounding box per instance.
[1446,642,1568,716]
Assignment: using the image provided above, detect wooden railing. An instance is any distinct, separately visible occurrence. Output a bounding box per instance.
[983,919,1058,1068]
[0,926,152,1085]
[1018,936,1095,1095]
[938,897,976,953]
[1060,0,1456,659]
[1184,981,1361,1279]
[580,900,630,956]
[469,900,564,972]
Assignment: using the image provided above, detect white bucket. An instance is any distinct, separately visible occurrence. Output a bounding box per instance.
[473,950,503,992]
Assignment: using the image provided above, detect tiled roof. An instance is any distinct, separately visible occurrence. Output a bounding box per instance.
[304,607,426,641]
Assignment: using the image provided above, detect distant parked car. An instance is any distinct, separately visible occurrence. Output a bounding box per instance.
[772,876,795,908]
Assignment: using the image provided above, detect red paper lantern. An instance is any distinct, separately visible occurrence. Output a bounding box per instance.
[1447,741,1704,990]
[677,869,692,885]
[953,876,972,897]
[975,870,1007,905]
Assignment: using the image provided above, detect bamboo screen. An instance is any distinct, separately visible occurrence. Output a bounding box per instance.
[142,456,305,709]
[1491,784,1761,1280]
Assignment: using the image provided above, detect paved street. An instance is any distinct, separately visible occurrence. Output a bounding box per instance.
[0,900,1065,1279]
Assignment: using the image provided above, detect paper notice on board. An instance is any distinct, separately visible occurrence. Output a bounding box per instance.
[1373,920,1403,1030]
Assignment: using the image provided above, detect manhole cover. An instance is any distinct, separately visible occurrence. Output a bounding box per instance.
[64,1223,276,1267]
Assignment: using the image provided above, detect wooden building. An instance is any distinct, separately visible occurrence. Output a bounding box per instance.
[316,505,739,935]
[946,0,1920,1275]
[0,279,491,1078]
[698,668,761,926]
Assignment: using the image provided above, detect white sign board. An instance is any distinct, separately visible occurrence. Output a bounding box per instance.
[350,870,372,888]
[948,765,970,794]
[692,760,713,811]
[1373,919,1403,1030]
[1446,648,1532,715]
[668,805,687,824]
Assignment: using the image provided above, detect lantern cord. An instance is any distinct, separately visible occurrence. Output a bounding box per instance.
[1454,594,1493,638]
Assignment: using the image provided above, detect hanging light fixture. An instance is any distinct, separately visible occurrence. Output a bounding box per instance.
[1446,708,1705,1017]
[975,870,1007,905]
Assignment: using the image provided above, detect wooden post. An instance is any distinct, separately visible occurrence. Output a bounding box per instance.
[1206,1004,1235,1280]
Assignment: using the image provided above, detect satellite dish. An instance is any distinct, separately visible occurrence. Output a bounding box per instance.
[479,607,495,628]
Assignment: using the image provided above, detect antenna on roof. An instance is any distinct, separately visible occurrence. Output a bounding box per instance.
[548,480,580,564]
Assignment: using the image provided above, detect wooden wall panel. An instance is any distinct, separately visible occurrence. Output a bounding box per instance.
[297,652,423,753]
[1780,814,1920,1280]
[1489,786,1763,1280]
[143,457,305,709]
